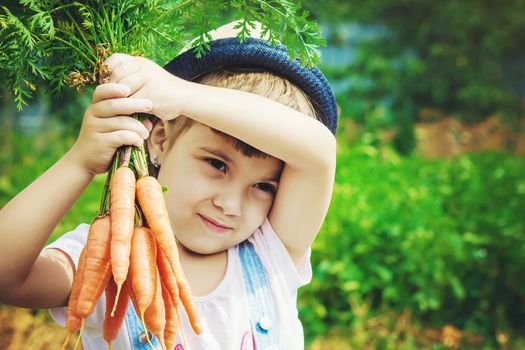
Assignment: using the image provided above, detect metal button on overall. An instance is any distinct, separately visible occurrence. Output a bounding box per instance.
[258,316,273,331]
[139,331,153,344]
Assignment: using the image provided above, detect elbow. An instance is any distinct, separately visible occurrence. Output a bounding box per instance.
[291,131,336,176]
[0,258,30,294]
[0,274,26,297]
[0,265,28,290]
[313,130,337,175]
[326,134,337,168]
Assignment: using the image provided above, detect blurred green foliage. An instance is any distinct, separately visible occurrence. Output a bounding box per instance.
[299,137,525,346]
[0,123,104,241]
[309,0,525,153]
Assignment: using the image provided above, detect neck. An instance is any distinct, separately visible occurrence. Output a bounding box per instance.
[176,243,229,297]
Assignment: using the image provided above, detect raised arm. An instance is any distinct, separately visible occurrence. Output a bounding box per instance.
[0,83,152,307]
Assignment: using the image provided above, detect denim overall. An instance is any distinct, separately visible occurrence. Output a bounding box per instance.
[124,240,281,349]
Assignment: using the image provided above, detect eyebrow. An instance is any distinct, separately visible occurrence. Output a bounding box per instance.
[199,146,235,166]
[199,146,281,182]
[263,174,281,183]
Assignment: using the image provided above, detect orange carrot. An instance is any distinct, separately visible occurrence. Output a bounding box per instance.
[135,176,177,270]
[103,275,130,349]
[109,166,136,315]
[136,176,202,334]
[76,215,112,319]
[161,280,180,350]
[156,241,180,310]
[172,260,202,334]
[129,226,157,323]
[144,269,167,350]
[66,247,86,332]
[60,248,86,350]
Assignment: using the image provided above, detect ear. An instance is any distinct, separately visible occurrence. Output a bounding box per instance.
[146,120,169,165]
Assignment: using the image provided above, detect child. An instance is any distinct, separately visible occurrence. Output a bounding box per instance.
[0,21,337,349]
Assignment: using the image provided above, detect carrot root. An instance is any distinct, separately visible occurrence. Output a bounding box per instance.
[73,319,85,350]
[110,284,122,317]
[179,311,189,350]
[60,333,71,350]
[103,275,130,346]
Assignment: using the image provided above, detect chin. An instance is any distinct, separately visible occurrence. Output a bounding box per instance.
[182,241,226,256]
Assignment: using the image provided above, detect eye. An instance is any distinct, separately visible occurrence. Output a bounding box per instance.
[206,158,227,173]
[255,182,277,195]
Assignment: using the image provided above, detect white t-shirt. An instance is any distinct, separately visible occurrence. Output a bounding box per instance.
[45,219,312,350]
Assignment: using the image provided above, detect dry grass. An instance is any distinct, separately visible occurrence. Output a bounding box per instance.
[2,304,524,350]
[0,305,81,350]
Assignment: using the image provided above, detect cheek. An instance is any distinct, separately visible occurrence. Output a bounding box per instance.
[244,196,274,225]
[160,168,214,212]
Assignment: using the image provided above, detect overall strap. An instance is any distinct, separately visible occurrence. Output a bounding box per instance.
[238,240,281,349]
[125,300,162,349]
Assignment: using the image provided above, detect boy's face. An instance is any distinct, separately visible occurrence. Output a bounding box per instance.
[157,122,283,255]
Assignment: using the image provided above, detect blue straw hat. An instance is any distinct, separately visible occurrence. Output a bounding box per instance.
[163,22,338,134]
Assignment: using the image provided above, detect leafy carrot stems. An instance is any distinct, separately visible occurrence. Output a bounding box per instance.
[2,2,325,110]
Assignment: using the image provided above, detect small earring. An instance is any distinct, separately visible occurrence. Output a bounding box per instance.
[152,155,160,168]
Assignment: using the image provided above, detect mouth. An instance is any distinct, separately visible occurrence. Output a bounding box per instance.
[198,214,232,233]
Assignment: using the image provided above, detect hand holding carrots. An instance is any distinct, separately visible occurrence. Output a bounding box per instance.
[67,82,153,176]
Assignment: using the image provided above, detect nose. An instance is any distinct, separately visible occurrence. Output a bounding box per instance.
[212,186,242,217]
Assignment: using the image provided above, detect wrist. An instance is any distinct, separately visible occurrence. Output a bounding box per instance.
[62,146,97,179]
[164,75,196,119]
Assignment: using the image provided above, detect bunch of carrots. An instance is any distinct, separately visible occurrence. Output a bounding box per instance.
[61,135,201,350]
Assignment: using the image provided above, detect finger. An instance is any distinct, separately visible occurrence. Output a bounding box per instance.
[118,72,146,96]
[91,97,153,117]
[143,118,153,132]
[102,129,145,148]
[108,60,142,84]
[93,116,150,139]
[104,53,133,71]
[92,83,130,103]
